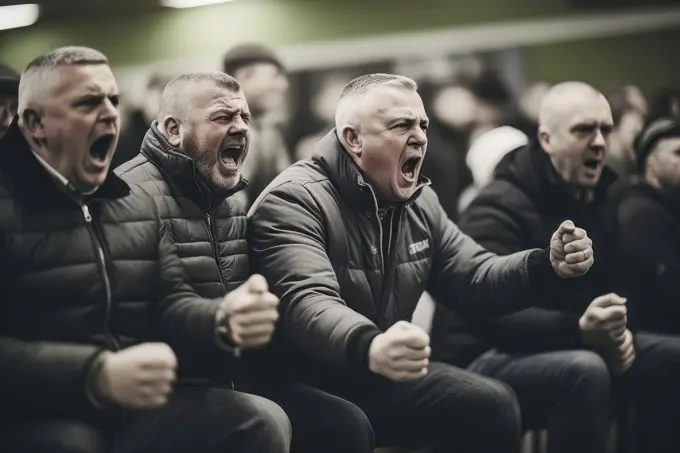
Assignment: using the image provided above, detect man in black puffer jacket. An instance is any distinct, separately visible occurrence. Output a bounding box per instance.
[618,118,680,335]
[249,73,596,453]
[0,47,290,453]
[117,71,375,453]
[430,82,680,453]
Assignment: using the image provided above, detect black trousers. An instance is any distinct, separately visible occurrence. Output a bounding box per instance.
[292,361,522,453]
[468,331,680,453]
[0,386,291,453]
[258,380,375,453]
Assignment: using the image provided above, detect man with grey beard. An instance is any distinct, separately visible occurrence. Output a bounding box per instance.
[117,71,375,453]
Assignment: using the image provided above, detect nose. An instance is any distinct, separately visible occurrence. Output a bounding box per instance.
[409,126,428,148]
[592,128,606,149]
[100,97,119,124]
[230,115,249,135]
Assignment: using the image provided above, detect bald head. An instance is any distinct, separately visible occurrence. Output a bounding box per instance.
[538,82,606,131]
[537,81,613,190]
[158,71,241,122]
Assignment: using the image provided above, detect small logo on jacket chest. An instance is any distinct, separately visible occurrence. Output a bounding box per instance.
[408,239,429,255]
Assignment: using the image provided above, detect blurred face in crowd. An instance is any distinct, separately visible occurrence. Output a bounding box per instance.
[21,64,120,193]
[234,63,288,116]
[646,137,680,195]
[0,93,18,140]
[432,85,477,131]
[539,87,613,189]
[615,109,645,160]
[164,81,250,195]
[519,81,551,123]
[341,85,428,202]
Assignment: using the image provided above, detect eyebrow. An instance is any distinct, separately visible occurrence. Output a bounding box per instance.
[570,121,614,131]
[386,116,429,127]
[210,106,251,117]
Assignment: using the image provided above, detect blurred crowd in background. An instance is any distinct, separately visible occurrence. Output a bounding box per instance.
[84,42,679,221]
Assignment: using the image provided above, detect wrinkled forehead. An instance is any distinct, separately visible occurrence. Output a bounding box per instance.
[50,64,118,98]
[362,86,426,121]
[187,81,248,113]
[563,94,613,128]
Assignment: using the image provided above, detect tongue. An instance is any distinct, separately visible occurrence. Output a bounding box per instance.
[221,155,238,170]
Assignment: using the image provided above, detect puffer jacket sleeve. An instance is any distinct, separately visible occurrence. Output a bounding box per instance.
[423,187,549,322]
[248,181,382,371]
[0,234,102,416]
[457,186,583,351]
[139,193,229,373]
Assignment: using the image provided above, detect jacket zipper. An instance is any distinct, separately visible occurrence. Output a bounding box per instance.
[205,212,227,291]
[361,181,385,274]
[207,211,240,388]
[81,204,119,351]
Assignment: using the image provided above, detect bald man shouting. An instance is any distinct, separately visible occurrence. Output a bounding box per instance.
[431,81,680,453]
[117,72,375,453]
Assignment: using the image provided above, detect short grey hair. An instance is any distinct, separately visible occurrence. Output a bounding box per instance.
[18,46,109,115]
[158,71,241,120]
[340,73,417,99]
[335,73,417,131]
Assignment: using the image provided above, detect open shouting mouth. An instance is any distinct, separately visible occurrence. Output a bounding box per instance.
[401,155,422,182]
[220,142,246,172]
[90,133,116,162]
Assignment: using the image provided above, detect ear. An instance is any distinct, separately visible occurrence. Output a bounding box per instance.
[538,125,552,155]
[161,116,181,147]
[340,125,362,157]
[22,108,46,143]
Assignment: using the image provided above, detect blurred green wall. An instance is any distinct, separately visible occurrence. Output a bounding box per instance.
[0,0,677,94]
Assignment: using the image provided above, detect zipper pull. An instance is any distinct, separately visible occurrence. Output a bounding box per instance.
[205,213,212,228]
[82,205,92,223]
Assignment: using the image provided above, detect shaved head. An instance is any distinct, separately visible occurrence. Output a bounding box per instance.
[158,71,241,122]
[537,82,613,190]
[539,82,605,131]
[335,73,418,136]
[156,71,250,197]
[332,73,428,203]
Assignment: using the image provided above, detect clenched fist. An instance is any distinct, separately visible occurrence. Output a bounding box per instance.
[219,274,280,349]
[550,220,594,278]
[608,329,636,375]
[94,342,177,410]
[368,321,430,382]
[579,293,627,348]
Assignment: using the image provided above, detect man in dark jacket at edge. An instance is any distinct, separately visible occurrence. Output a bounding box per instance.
[248,73,596,453]
[0,47,291,453]
[116,70,375,453]
[430,82,680,453]
[618,118,680,335]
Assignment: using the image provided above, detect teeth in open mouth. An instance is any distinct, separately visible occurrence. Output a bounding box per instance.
[402,157,421,179]
[220,147,243,167]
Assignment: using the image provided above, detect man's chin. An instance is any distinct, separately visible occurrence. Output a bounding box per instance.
[75,176,105,195]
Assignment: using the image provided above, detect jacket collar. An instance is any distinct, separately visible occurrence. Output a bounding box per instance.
[312,129,430,214]
[140,121,247,211]
[0,120,130,208]
[496,140,617,213]
[625,181,680,217]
